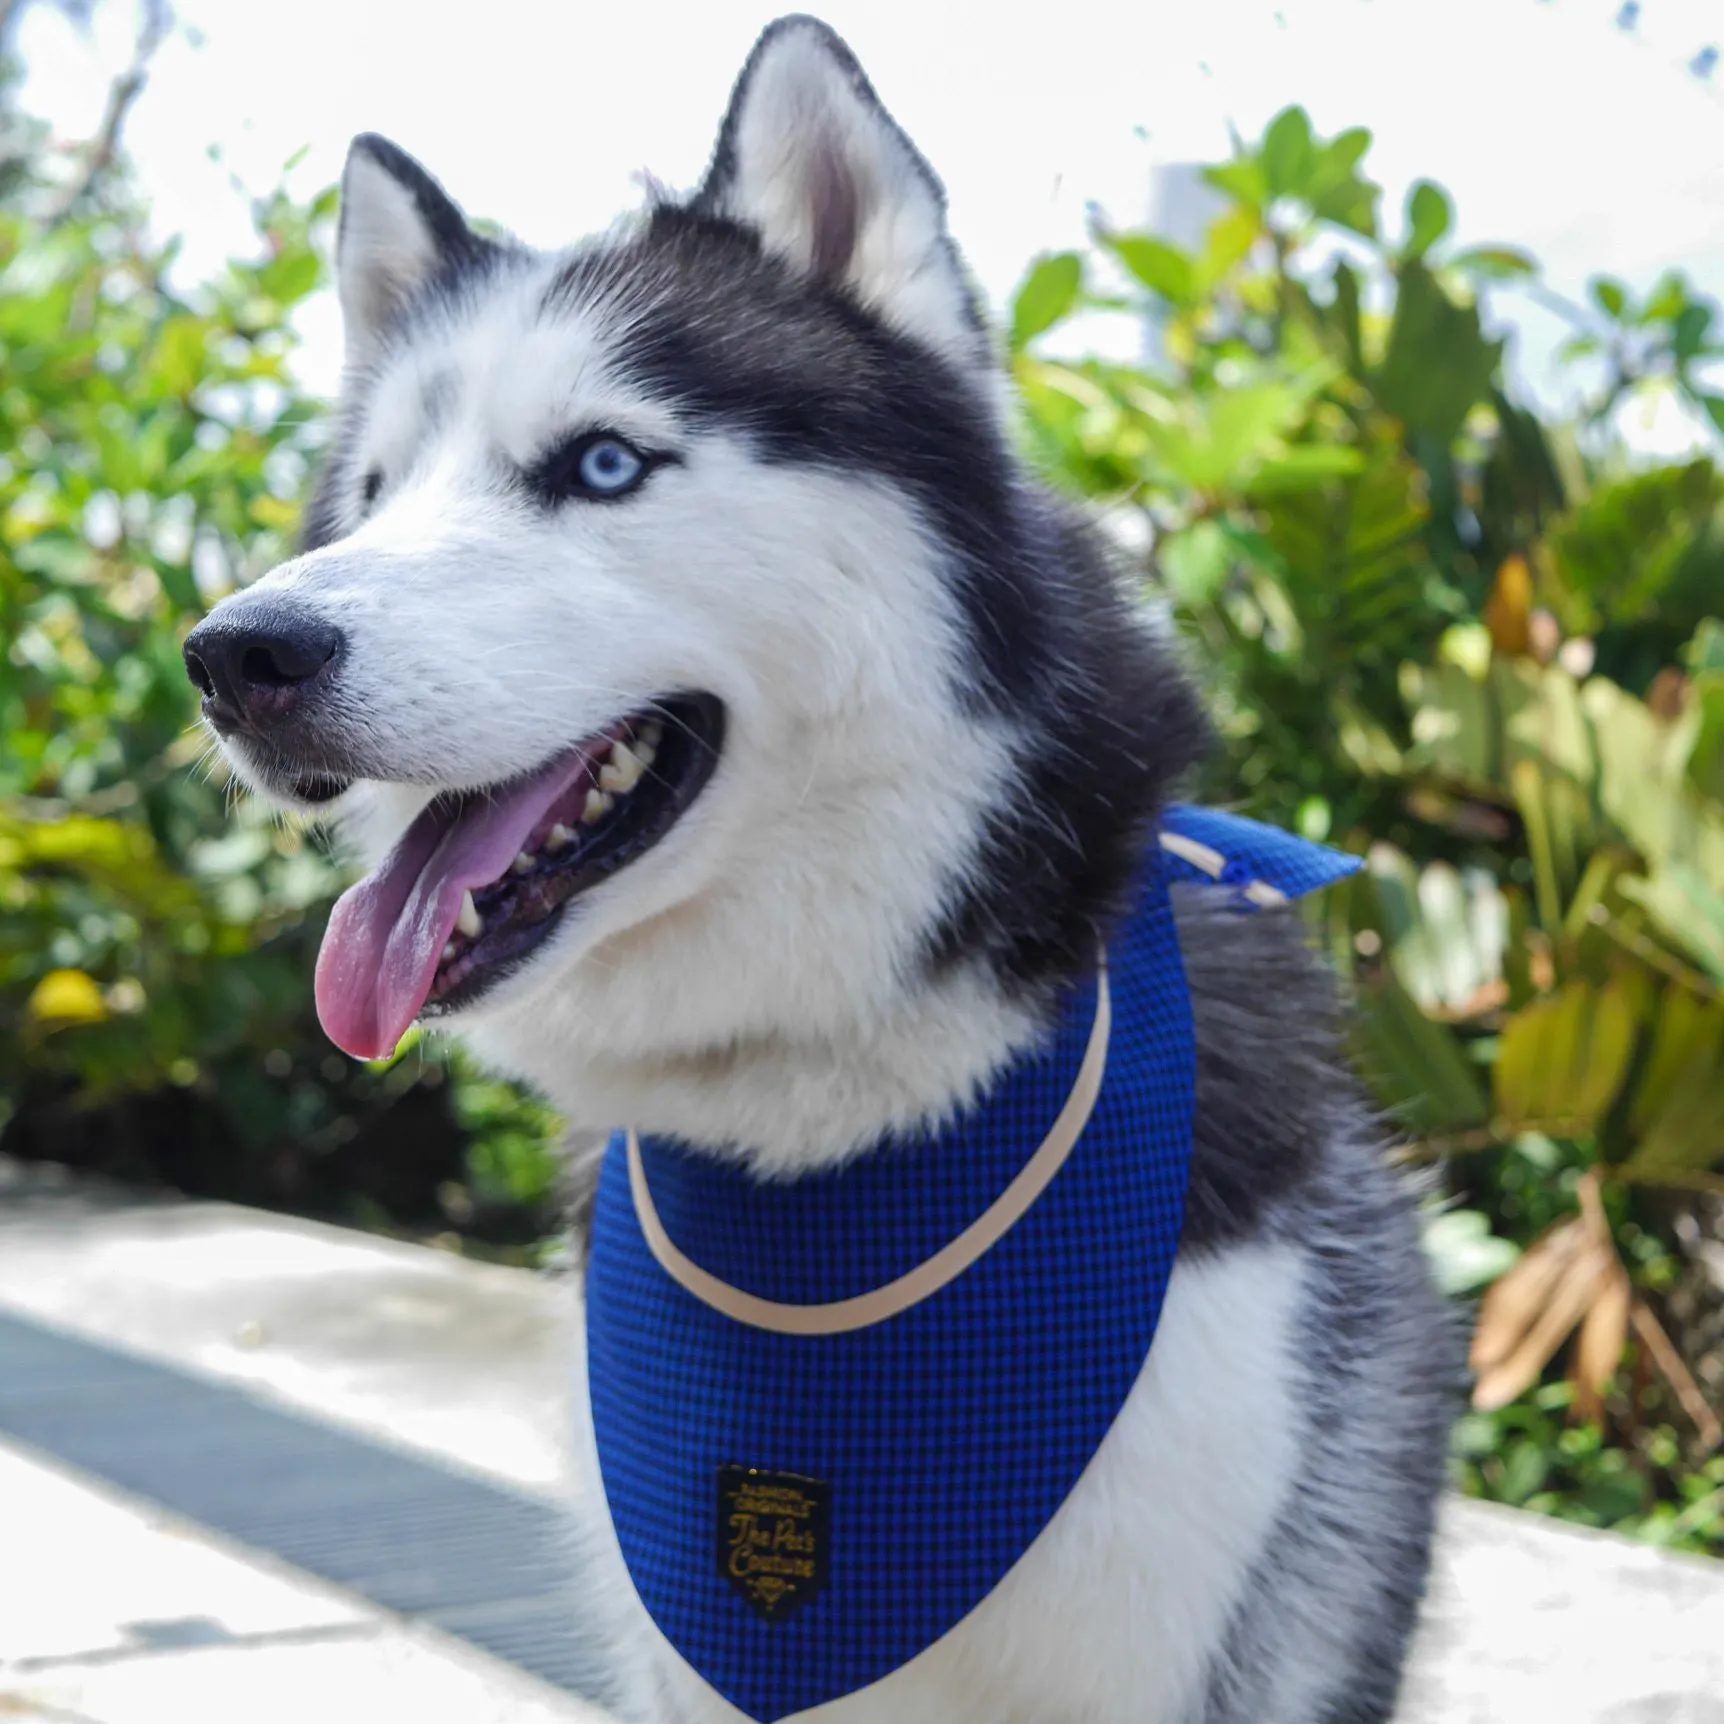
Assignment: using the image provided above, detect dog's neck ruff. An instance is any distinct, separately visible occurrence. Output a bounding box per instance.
[586,806,1361,1723]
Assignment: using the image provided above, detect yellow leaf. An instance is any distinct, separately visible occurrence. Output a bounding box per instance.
[1494,982,1555,1128]
[1483,553,1533,657]
[249,495,302,531]
[1196,203,1261,291]
[27,968,109,1028]
[1494,979,1638,1135]
[1629,1056,1724,1174]
[1510,759,1563,933]
[1571,978,1641,1127]
[1630,989,1724,1134]
[18,814,139,870]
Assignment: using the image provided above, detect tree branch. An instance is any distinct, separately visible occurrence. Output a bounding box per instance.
[44,0,170,225]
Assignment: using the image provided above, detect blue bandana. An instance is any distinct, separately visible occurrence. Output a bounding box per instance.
[586,807,1360,1722]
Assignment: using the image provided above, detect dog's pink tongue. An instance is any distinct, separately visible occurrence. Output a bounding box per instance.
[315,754,591,1059]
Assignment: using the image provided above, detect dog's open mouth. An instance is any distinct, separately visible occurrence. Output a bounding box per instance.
[313,694,724,1060]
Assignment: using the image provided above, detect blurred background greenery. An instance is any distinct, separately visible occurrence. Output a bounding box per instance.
[2,13,1720,1557]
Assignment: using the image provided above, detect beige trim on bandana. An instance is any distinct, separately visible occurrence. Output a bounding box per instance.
[1157,830,1288,908]
[627,960,1112,1337]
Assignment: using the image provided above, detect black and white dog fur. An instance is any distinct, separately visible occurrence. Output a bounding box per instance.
[188,17,1456,1722]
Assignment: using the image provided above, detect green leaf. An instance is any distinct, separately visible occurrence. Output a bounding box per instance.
[1589,276,1630,321]
[1332,259,1363,373]
[1134,365,1334,492]
[1688,619,1724,675]
[1556,334,1604,364]
[1327,127,1373,173]
[1672,302,1713,364]
[1009,251,1083,351]
[1214,519,1291,578]
[1253,445,1435,675]
[1159,520,1234,606]
[1311,177,1380,239]
[1202,158,1269,210]
[1641,271,1690,324]
[1551,459,1724,637]
[1241,443,1367,495]
[1196,204,1260,292]
[1620,861,1724,987]
[1102,234,1195,307]
[258,247,322,307]
[1449,245,1539,281]
[1405,180,1452,259]
[1686,670,1724,802]
[1682,630,1724,797]
[1352,962,1491,1134]
[149,315,213,397]
[1373,259,1504,444]
[1261,106,1317,199]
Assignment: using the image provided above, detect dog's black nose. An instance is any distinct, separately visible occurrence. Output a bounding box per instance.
[183,605,344,733]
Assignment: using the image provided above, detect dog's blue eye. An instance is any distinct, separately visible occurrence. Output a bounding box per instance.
[576,436,645,496]
[529,431,668,507]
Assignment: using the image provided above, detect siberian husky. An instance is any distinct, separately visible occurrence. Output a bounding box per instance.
[185,16,1456,1722]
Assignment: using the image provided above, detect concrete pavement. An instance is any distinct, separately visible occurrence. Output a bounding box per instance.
[1,1152,1720,1722]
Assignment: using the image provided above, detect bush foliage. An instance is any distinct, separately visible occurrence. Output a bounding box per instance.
[0,89,555,1252]
[1014,105,1724,1551]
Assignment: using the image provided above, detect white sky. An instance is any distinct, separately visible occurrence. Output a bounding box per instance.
[18,0,1724,450]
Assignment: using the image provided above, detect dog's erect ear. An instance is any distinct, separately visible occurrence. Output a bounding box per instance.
[696,17,984,367]
[336,135,484,360]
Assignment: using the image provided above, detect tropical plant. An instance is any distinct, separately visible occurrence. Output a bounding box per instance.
[1013,104,1724,1549]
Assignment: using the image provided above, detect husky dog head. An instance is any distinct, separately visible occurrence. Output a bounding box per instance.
[184,16,1205,1164]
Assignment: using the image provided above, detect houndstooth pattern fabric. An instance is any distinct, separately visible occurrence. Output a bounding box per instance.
[585,807,1362,1722]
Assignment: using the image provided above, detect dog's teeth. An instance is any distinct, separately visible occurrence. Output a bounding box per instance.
[599,742,643,794]
[582,788,613,825]
[512,851,536,875]
[548,822,575,849]
[633,739,656,770]
[456,889,481,939]
[640,718,663,751]
[442,942,458,964]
